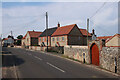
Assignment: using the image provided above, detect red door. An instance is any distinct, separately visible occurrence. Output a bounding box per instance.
[91,44,99,66]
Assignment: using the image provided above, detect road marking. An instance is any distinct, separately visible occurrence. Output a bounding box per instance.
[46,62,65,73]
[34,56,42,60]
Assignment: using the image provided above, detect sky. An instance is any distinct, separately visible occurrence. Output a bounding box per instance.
[1,1,119,38]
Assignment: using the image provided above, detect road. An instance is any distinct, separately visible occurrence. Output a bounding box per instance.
[2,47,120,78]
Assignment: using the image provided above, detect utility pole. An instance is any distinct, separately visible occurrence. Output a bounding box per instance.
[87,18,89,46]
[11,31,13,36]
[46,12,48,52]
[0,34,2,47]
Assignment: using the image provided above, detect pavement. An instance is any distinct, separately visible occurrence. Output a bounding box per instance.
[2,47,120,79]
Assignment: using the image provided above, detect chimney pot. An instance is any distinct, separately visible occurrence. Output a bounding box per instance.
[57,22,60,27]
[92,29,95,34]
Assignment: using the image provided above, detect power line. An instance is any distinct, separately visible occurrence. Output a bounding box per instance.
[90,2,107,19]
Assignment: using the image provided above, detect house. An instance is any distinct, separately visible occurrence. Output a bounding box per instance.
[22,30,42,47]
[38,27,57,47]
[97,34,120,47]
[51,24,92,47]
[2,35,14,47]
[2,38,8,47]
[97,36,112,41]
[105,34,120,47]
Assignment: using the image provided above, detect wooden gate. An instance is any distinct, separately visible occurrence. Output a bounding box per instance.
[91,43,99,66]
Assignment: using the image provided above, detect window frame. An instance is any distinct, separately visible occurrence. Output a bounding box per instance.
[52,37,55,41]
[62,37,64,41]
[57,37,59,41]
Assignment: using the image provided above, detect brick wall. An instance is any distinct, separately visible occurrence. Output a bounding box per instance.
[51,36,67,47]
[39,36,51,46]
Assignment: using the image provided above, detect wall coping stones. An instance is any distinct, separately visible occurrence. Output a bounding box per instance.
[65,45,88,49]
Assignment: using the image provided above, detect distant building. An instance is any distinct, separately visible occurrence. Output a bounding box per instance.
[97,34,120,47]
[22,30,42,47]
[2,35,14,47]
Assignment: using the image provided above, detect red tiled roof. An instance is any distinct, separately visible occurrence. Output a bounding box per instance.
[106,34,120,43]
[52,24,76,36]
[79,29,91,36]
[97,34,120,43]
[97,36,112,40]
[2,38,8,40]
[22,34,27,39]
[22,31,42,39]
[28,31,42,38]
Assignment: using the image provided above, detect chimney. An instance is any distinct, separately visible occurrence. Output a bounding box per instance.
[57,22,60,27]
[92,29,95,35]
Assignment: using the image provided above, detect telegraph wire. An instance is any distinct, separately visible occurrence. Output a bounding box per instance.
[90,2,107,19]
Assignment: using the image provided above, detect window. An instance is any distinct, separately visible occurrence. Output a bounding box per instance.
[40,38,41,41]
[57,37,59,41]
[27,38,29,41]
[62,37,64,41]
[52,38,55,41]
[43,37,45,41]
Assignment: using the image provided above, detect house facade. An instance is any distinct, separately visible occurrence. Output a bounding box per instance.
[38,27,57,47]
[51,24,92,47]
[38,23,92,47]
[105,34,120,47]
[2,36,14,47]
[22,31,42,47]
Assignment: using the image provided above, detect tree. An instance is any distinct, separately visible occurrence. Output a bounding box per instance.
[17,35,23,39]
[16,35,23,45]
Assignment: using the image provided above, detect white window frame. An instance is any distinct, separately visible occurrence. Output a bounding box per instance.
[62,37,64,41]
[52,38,55,41]
[43,37,45,41]
[40,38,41,41]
[57,37,59,41]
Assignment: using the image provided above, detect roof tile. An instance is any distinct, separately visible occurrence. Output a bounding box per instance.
[79,29,91,36]
[52,24,76,36]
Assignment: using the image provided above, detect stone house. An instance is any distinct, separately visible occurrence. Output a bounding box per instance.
[97,34,120,47]
[105,34,120,47]
[22,30,42,47]
[51,24,92,47]
[38,27,57,47]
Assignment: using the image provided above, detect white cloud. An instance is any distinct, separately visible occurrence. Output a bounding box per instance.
[2,2,118,38]
[91,6,118,28]
[2,0,119,2]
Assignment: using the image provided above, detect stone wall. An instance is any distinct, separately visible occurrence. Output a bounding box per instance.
[29,46,47,51]
[14,46,22,48]
[64,45,90,63]
[100,47,120,74]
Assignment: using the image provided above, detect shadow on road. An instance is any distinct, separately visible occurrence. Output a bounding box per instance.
[2,47,25,67]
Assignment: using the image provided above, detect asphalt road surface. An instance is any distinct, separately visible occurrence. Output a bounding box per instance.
[2,47,120,78]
